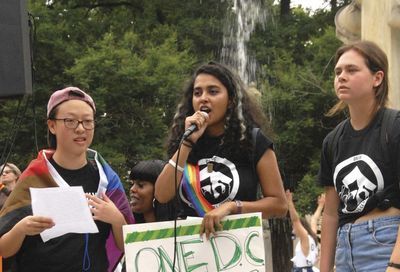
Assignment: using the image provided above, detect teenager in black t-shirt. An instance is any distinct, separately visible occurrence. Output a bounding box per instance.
[155,61,287,238]
[0,87,134,271]
[318,41,400,271]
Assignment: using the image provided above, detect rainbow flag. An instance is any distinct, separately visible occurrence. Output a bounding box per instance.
[0,149,134,272]
[181,163,214,216]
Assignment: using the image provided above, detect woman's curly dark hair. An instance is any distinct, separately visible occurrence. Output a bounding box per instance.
[166,61,269,161]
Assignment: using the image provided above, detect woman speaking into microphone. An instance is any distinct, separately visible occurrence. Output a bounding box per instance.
[155,61,287,237]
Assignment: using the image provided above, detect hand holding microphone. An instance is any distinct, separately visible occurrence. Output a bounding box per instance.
[183,111,209,140]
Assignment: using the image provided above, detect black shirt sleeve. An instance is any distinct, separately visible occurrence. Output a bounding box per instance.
[254,130,274,164]
[318,132,335,187]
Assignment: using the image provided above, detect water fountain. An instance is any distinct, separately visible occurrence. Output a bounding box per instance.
[220,1,275,271]
[221,0,267,86]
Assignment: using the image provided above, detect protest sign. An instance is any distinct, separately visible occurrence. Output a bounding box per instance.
[123,212,265,272]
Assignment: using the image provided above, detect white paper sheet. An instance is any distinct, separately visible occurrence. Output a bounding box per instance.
[30,186,99,242]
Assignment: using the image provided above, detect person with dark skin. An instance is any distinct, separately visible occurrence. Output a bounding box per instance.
[129,160,173,223]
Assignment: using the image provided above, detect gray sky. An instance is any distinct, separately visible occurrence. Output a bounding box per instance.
[290,0,330,11]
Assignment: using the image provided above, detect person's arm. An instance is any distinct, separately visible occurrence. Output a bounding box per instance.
[87,193,126,251]
[387,227,400,271]
[200,148,288,238]
[0,215,54,257]
[320,187,339,272]
[247,148,288,218]
[110,218,126,251]
[154,143,193,203]
[155,111,209,203]
[310,193,325,234]
[387,127,400,271]
[286,190,310,257]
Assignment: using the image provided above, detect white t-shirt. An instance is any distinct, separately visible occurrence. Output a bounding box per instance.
[291,235,318,268]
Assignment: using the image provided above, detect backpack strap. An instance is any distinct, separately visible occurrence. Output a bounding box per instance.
[252,127,260,172]
[379,108,399,195]
[369,108,399,209]
[328,109,398,168]
[379,108,398,163]
[251,127,261,197]
[252,127,260,147]
[327,118,348,168]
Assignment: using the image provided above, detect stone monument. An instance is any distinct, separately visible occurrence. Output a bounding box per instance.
[335,0,400,108]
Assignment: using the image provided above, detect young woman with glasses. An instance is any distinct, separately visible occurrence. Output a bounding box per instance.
[0,87,134,272]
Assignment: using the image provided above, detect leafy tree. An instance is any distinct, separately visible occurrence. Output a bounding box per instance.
[65,30,196,174]
[1,1,350,270]
[249,4,342,271]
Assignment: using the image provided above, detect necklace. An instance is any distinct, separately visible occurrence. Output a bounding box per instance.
[205,137,224,173]
[207,156,218,173]
[196,135,224,173]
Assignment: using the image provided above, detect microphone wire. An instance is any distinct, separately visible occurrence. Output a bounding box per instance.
[0,95,30,171]
[0,98,22,164]
[172,114,206,270]
[28,12,39,153]
[172,135,188,271]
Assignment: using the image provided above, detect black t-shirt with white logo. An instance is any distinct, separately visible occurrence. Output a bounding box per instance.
[179,130,273,217]
[318,108,400,226]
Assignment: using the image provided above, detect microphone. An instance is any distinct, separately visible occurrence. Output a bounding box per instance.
[182,112,209,139]
[182,124,197,139]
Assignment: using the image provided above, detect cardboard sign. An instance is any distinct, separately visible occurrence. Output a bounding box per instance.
[123,212,265,272]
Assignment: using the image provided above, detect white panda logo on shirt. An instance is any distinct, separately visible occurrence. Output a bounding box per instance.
[333,154,384,214]
[179,156,240,208]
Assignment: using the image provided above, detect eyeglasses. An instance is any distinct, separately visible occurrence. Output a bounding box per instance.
[52,118,95,130]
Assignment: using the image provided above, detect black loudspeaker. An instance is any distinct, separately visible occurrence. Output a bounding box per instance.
[0,0,32,98]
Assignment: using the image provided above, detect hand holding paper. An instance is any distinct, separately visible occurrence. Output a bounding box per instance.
[14,215,55,236]
[30,186,99,242]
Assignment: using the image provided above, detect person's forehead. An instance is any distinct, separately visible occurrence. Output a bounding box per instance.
[194,73,224,86]
[2,166,13,173]
[56,100,94,115]
[337,50,364,65]
[131,179,154,185]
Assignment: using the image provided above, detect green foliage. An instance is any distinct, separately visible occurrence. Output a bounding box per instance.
[65,29,196,174]
[1,0,345,216]
[294,151,325,215]
[0,1,352,270]
[250,6,342,214]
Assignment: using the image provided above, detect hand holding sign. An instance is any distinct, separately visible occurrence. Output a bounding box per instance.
[123,213,265,272]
